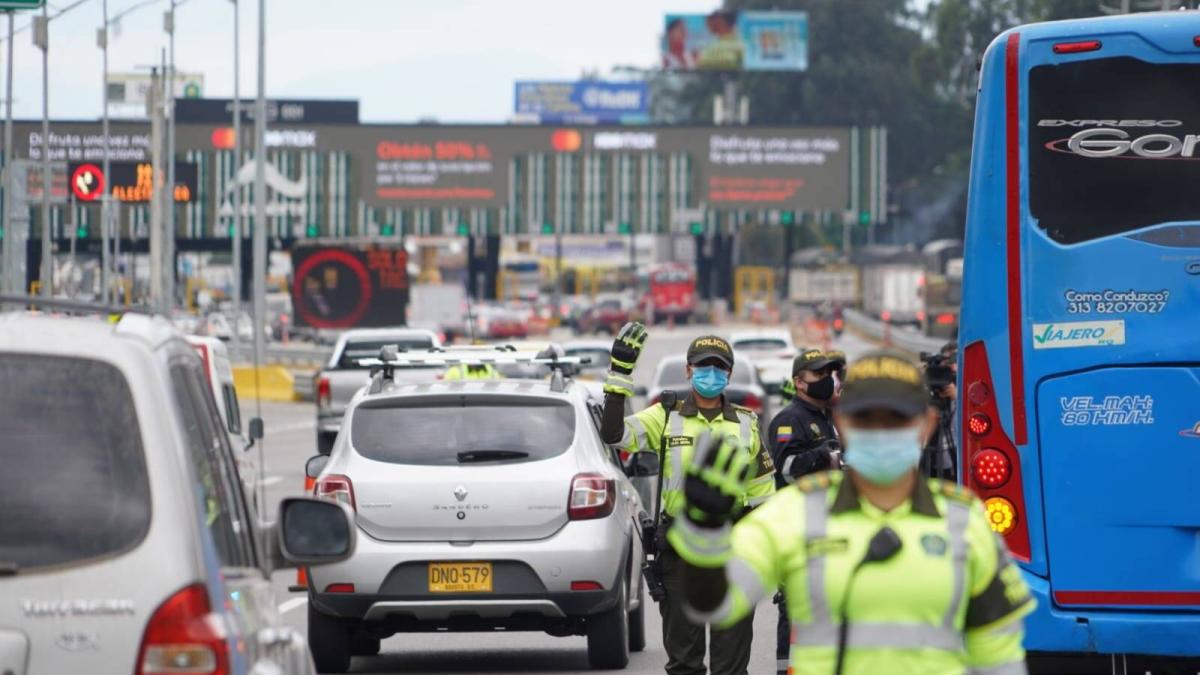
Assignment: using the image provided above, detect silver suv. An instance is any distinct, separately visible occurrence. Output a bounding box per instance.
[0,308,355,675]
[305,349,655,672]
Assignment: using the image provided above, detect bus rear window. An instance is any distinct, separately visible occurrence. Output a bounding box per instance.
[1028,57,1200,244]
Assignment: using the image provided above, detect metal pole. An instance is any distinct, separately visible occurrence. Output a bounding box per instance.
[39,3,50,297]
[149,64,164,310]
[252,0,267,366]
[2,12,13,296]
[231,0,242,351]
[165,1,176,309]
[100,0,110,304]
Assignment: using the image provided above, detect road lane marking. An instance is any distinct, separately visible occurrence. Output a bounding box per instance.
[278,597,307,615]
[266,419,317,436]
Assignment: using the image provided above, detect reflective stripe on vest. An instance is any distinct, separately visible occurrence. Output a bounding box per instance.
[665,411,687,493]
[796,484,967,654]
[736,410,753,448]
[968,660,1027,675]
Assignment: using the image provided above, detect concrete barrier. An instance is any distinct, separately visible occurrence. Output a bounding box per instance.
[233,366,299,402]
[844,308,945,355]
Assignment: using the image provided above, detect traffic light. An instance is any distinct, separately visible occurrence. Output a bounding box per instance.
[780,211,795,226]
[305,223,320,237]
[456,222,470,236]
[618,221,632,235]
[541,222,554,235]
[859,211,871,226]
[380,223,396,236]
[689,222,704,236]
[76,224,89,239]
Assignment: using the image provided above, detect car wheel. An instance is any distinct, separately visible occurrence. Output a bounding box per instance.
[350,633,380,657]
[628,577,646,653]
[317,432,335,456]
[586,576,630,669]
[308,602,352,673]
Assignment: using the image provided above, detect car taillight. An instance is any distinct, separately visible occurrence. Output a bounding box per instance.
[568,473,615,521]
[316,376,331,409]
[961,341,1030,561]
[316,474,356,512]
[740,393,763,414]
[136,584,228,675]
[1053,39,1101,54]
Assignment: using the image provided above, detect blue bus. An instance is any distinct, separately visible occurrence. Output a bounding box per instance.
[959,11,1200,666]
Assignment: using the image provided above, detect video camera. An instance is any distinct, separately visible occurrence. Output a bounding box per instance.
[919,351,956,391]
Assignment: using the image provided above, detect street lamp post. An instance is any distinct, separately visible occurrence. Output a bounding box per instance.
[230,0,242,353]
[99,0,111,304]
[164,1,177,309]
[252,0,266,367]
[36,3,49,297]
[2,11,14,296]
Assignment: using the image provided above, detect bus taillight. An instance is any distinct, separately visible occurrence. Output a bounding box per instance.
[961,341,1032,561]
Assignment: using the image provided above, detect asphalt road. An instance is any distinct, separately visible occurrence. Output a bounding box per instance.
[253,324,878,674]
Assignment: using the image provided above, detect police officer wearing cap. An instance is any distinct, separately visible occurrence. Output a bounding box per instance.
[769,348,840,487]
[600,322,776,675]
[668,350,1034,675]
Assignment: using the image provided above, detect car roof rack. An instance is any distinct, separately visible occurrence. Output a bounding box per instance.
[362,345,590,394]
[0,294,155,317]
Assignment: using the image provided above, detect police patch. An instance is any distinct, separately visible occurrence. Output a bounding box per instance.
[668,436,693,448]
[809,423,821,437]
[806,537,850,557]
[920,533,948,557]
[776,425,793,442]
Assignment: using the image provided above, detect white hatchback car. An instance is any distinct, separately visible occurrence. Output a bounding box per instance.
[304,352,656,673]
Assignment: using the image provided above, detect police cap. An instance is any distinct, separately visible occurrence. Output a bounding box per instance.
[838,350,929,418]
[687,335,734,369]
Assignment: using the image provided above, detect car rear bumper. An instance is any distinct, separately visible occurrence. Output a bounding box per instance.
[1023,571,1200,657]
[308,517,632,625]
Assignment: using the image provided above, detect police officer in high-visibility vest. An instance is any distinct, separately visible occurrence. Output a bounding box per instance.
[668,350,1034,675]
[443,363,500,380]
[600,323,776,675]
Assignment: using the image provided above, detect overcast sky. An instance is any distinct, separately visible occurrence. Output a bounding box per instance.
[5,0,724,122]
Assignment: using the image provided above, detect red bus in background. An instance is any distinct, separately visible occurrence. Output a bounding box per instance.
[640,262,696,324]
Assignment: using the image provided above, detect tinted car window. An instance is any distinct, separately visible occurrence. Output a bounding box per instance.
[221,384,242,435]
[338,338,435,369]
[352,399,575,466]
[0,355,151,571]
[732,339,789,352]
[1029,57,1200,244]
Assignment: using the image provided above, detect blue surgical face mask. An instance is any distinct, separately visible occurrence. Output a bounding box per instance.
[691,366,729,399]
[843,425,924,486]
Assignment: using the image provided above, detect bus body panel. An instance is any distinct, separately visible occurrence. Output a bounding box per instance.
[963,12,1200,658]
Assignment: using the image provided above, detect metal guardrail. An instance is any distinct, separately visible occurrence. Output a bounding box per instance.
[227,344,331,367]
[844,308,946,355]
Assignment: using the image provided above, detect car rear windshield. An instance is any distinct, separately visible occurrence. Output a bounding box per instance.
[0,354,151,572]
[337,338,435,369]
[1029,56,1200,244]
[732,338,788,352]
[351,398,575,465]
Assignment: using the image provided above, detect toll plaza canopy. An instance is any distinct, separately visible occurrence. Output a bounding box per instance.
[3,120,886,240]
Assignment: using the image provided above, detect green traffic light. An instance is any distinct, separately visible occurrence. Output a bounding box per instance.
[780,211,795,226]
[859,211,871,226]
[456,223,470,236]
[380,224,396,236]
[619,222,632,235]
[76,226,88,239]
[689,222,704,236]
[541,222,554,235]
[306,224,320,237]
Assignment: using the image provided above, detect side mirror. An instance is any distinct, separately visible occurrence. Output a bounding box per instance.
[626,450,661,477]
[244,417,264,452]
[305,454,329,480]
[265,497,356,571]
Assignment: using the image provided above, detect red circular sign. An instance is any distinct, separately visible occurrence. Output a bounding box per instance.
[71,163,104,202]
[292,249,373,329]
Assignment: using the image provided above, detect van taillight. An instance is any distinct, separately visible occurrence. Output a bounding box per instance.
[316,474,356,512]
[136,583,228,675]
[316,376,331,409]
[568,473,615,520]
[961,341,1031,561]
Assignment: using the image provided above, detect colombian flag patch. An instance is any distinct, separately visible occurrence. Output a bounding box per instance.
[777,425,793,443]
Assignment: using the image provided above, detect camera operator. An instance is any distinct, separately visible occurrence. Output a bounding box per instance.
[920,341,959,480]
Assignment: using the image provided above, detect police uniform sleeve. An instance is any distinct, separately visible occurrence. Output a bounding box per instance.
[611,401,667,458]
[963,498,1036,674]
[683,488,792,629]
[770,409,829,483]
[741,414,776,508]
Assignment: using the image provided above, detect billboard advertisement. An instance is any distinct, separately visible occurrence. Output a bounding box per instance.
[359,128,512,208]
[696,128,848,209]
[514,81,649,124]
[291,243,409,329]
[662,10,808,71]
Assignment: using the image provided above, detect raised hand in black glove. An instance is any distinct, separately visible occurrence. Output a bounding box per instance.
[609,321,647,375]
[681,431,754,529]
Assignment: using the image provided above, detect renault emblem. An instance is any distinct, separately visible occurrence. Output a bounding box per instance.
[454,485,468,502]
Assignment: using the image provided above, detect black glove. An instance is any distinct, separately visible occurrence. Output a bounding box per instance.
[609,321,647,375]
[682,432,754,528]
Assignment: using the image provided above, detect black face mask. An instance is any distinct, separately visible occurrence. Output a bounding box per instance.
[805,375,835,401]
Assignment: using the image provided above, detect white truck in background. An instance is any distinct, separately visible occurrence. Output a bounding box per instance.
[408,283,468,342]
[861,264,925,325]
[788,267,859,307]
